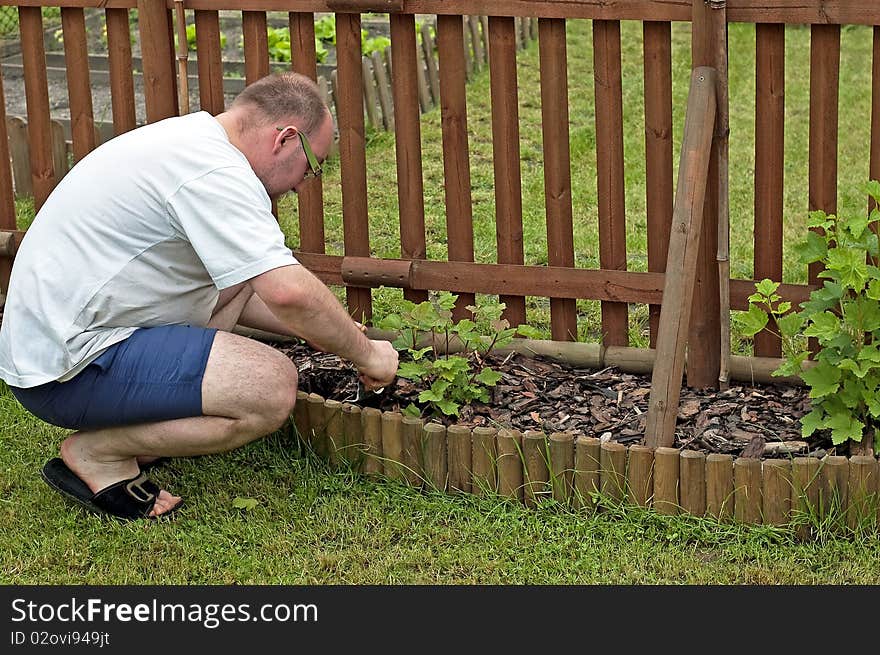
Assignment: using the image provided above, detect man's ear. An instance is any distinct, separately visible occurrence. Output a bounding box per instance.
[273,126,291,153]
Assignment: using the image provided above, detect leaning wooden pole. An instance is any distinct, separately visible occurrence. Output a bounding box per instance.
[173,0,190,115]
[707,0,730,390]
[644,67,717,449]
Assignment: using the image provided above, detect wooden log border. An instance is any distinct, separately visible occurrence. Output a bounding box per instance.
[290,393,880,537]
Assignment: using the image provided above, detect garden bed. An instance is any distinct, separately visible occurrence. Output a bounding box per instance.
[267,336,880,536]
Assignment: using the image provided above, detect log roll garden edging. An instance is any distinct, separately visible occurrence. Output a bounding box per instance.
[290,390,880,536]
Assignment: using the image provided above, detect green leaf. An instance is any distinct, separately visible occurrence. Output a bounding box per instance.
[516,324,545,339]
[755,278,780,298]
[436,291,458,311]
[376,314,402,331]
[800,408,825,437]
[435,399,460,416]
[806,209,832,230]
[232,497,260,512]
[826,247,869,289]
[826,412,865,445]
[410,346,433,361]
[402,403,422,418]
[867,280,880,301]
[864,179,880,206]
[803,311,841,341]
[398,361,427,380]
[793,230,828,264]
[475,367,503,386]
[776,312,803,338]
[801,360,841,398]
[736,305,769,337]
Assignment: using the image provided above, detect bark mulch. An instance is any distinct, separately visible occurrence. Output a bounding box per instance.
[274,339,831,461]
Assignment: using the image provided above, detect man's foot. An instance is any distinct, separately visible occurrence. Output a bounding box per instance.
[60,436,181,518]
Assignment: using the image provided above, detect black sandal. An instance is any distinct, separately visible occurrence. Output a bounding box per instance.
[41,458,182,521]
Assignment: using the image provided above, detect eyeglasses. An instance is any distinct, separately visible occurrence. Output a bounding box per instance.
[277,126,322,179]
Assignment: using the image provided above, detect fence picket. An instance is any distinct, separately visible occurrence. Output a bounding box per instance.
[241,10,268,85]
[104,8,137,135]
[60,8,96,162]
[361,57,380,130]
[643,21,673,348]
[19,6,55,210]
[420,23,440,106]
[136,0,176,123]
[335,11,372,321]
[538,17,577,342]
[488,16,526,328]
[370,50,394,131]
[290,12,326,254]
[593,19,628,347]
[754,23,785,358]
[389,13,428,305]
[436,13,476,321]
[194,9,225,115]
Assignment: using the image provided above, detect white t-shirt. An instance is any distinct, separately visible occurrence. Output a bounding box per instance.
[0,111,298,388]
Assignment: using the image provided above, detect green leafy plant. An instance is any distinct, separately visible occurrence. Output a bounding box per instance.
[314,15,336,44]
[362,33,390,57]
[237,27,291,63]
[182,23,228,52]
[739,180,880,452]
[377,292,521,419]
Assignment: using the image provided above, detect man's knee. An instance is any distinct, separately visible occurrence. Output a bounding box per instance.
[263,352,299,429]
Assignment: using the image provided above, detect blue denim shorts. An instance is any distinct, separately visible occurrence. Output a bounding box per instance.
[10,325,218,431]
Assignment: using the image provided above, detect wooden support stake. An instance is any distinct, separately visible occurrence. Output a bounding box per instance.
[381,411,405,482]
[706,453,734,521]
[421,22,441,106]
[846,456,878,532]
[371,50,394,131]
[762,458,792,526]
[342,403,363,471]
[361,407,383,476]
[549,432,574,504]
[401,415,424,487]
[820,455,849,523]
[644,67,717,449]
[324,399,344,469]
[471,426,497,496]
[361,57,381,130]
[734,458,762,525]
[680,450,707,517]
[306,394,328,460]
[293,390,310,450]
[653,447,680,515]
[599,441,627,504]
[446,425,472,494]
[573,436,601,511]
[792,457,820,541]
[423,422,447,492]
[523,430,549,508]
[467,16,483,72]
[173,0,190,115]
[626,444,654,508]
[497,428,524,501]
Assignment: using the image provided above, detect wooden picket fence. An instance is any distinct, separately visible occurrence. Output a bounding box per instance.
[295,390,880,537]
[2,14,537,196]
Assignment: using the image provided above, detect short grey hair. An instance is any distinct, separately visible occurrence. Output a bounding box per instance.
[231,71,328,137]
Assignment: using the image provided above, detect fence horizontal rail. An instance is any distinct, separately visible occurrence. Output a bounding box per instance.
[292,251,816,311]
[2,1,880,25]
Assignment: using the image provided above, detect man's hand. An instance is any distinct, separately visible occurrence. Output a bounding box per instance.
[357,339,398,390]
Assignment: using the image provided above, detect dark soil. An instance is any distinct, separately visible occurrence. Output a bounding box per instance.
[272,339,833,461]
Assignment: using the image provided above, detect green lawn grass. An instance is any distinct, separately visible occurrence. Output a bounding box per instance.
[4,20,880,584]
[3,383,880,584]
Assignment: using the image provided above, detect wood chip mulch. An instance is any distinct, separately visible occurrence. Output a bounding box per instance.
[274,340,832,461]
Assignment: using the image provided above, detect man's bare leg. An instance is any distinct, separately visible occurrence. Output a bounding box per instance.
[60,283,299,517]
